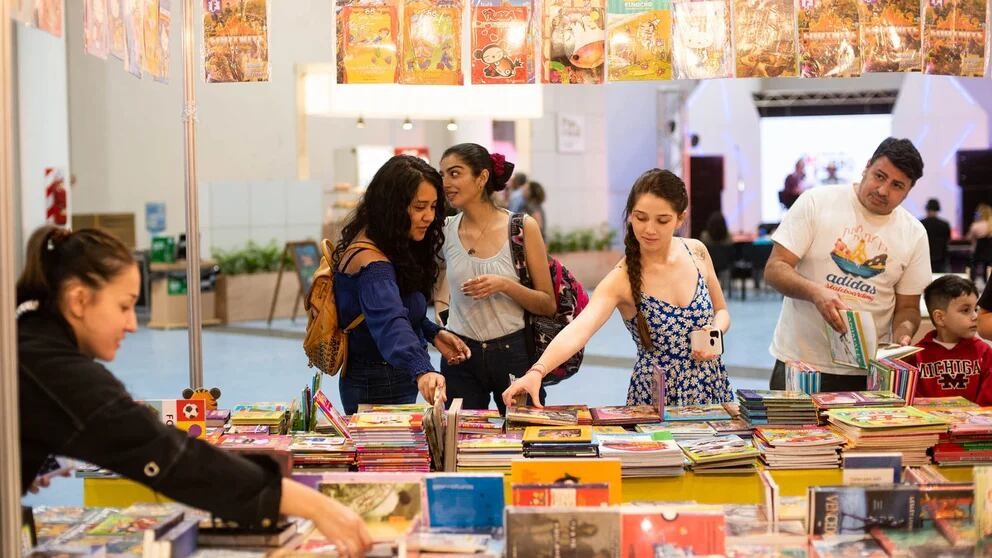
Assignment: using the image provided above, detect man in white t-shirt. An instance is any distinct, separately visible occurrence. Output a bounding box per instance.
[766,138,931,391]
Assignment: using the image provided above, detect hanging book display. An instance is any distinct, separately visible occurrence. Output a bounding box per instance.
[858,0,922,72]
[923,0,987,76]
[203,0,270,82]
[471,0,534,84]
[797,0,862,78]
[141,0,161,79]
[109,0,126,60]
[154,0,170,83]
[12,0,35,26]
[671,0,734,79]
[84,0,111,59]
[123,0,144,77]
[732,0,799,77]
[337,0,401,83]
[606,0,673,81]
[400,0,464,84]
[35,0,63,37]
[543,0,607,84]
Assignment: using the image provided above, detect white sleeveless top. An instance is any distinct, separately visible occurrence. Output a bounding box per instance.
[443,212,526,341]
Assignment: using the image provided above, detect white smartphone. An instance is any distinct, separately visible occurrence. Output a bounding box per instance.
[690,328,724,355]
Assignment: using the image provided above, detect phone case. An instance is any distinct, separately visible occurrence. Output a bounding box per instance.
[690,329,724,355]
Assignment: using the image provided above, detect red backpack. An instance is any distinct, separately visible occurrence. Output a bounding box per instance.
[508,213,590,386]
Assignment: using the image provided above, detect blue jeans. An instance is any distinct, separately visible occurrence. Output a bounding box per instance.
[441,329,545,415]
[339,358,419,415]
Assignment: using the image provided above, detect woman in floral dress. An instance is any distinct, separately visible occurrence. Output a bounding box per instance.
[503,169,733,407]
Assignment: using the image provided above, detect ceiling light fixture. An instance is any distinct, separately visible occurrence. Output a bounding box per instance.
[402,117,414,131]
[446,118,458,131]
[356,116,366,129]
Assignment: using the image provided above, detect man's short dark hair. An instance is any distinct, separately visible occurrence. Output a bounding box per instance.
[923,275,978,318]
[925,198,941,212]
[511,172,528,188]
[868,137,924,186]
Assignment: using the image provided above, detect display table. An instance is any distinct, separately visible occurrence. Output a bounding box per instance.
[147,260,221,329]
[82,466,975,508]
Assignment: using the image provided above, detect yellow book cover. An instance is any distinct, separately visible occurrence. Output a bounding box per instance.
[523,425,593,444]
[607,0,673,81]
[337,1,400,83]
[510,458,622,504]
[399,0,463,84]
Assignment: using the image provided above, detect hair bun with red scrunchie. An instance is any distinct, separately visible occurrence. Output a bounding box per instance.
[488,153,515,192]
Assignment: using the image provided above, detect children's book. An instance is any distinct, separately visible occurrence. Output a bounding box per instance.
[123,0,144,77]
[317,473,425,542]
[826,406,948,429]
[664,404,731,421]
[671,0,733,79]
[591,405,661,424]
[512,482,611,507]
[523,425,593,444]
[797,0,862,78]
[857,0,922,73]
[202,0,269,82]
[399,0,463,84]
[732,0,798,77]
[912,396,978,409]
[679,435,759,463]
[471,0,533,83]
[619,505,726,557]
[424,473,504,532]
[923,0,987,76]
[108,0,126,60]
[84,0,110,59]
[505,507,620,557]
[507,406,579,426]
[976,466,992,538]
[510,458,623,504]
[542,0,607,84]
[606,0,673,82]
[336,0,400,83]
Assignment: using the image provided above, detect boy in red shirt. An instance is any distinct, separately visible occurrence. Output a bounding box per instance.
[912,275,992,404]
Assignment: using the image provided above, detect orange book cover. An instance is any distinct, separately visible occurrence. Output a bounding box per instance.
[399,0,463,85]
[510,458,622,504]
[472,1,533,83]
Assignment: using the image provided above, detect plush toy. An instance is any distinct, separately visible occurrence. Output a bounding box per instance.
[182,387,222,410]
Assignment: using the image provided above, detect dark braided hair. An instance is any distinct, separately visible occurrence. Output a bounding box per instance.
[623,169,689,350]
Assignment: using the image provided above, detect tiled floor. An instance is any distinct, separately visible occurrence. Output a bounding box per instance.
[23,287,785,507]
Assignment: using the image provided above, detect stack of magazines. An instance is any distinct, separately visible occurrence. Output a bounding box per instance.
[824,407,949,467]
[737,389,818,427]
[752,426,844,469]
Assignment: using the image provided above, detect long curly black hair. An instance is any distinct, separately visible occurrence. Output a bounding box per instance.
[623,169,689,351]
[333,155,445,297]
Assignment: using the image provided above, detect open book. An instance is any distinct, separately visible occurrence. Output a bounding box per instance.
[827,309,922,369]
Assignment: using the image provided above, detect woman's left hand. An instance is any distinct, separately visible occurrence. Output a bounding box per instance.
[433,330,471,365]
[460,275,509,300]
[417,372,447,405]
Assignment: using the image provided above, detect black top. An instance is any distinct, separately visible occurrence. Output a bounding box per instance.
[920,216,951,264]
[18,308,281,526]
[980,281,992,312]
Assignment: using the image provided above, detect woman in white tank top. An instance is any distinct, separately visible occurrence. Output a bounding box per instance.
[437,143,557,413]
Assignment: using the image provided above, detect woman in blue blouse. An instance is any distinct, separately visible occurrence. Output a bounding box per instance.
[332,155,470,414]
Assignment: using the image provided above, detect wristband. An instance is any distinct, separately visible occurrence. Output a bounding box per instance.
[529,363,548,377]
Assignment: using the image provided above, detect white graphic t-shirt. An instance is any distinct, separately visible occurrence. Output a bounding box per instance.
[769,183,931,375]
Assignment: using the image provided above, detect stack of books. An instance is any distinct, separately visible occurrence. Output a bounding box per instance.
[678,434,760,474]
[637,421,718,442]
[925,407,992,465]
[812,390,904,411]
[784,360,821,394]
[505,406,578,433]
[737,389,818,426]
[752,426,844,469]
[311,391,351,438]
[522,425,598,458]
[542,404,593,426]
[663,404,731,422]
[456,409,504,435]
[217,434,293,474]
[707,419,753,438]
[456,432,523,472]
[824,407,949,467]
[590,405,661,426]
[230,402,291,435]
[206,409,229,429]
[288,434,355,470]
[868,357,920,405]
[912,396,979,410]
[596,432,684,477]
[349,409,430,473]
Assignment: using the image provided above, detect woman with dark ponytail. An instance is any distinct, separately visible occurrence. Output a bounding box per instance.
[17,226,372,556]
[438,143,556,413]
[503,169,733,408]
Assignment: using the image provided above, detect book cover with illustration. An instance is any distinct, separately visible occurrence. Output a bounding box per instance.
[664,403,731,421]
[154,0,170,83]
[34,0,63,37]
[812,390,903,408]
[679,435,759,463]
[336,0,399,83]
[505,507,620,557]
[123,0,144,77]
[732,0,799,77]
[425,473,504,532]
[810,534,888,557]
[318,474,425,541]
[203,0,269,82]
[671,0,733,79]
[976,466,992,538]
[619,505,726,557]
[826,406,948,429]
[84,0,110,59]
[542,0,606,84]
[755,426,845,447]
[591,404,661,424]
[606,0,672,82]
[827,309,875,369]
[399,0,463,84]
[141,0,160,80]
[512,483,611,507]
[140,398,207,439]
[923,0,987,76]
[108,0,126,59]
[912,396,979,409]
[858,0,922,72]
[314,390,351,438]
[797,0,862,78]
[510,459,623,504]
[808,485,922,535]
[472,0,533,83]
[524,425,593,444]
[508,406,579,425]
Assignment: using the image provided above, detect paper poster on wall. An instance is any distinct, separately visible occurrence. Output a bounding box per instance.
[203,0,270,82]
[923,0,987,76]
[606,0,672,82]
[141,0,161,78]
[557,113,586,153]
[400,0,463,84]
[671,0,733,79]
[336,0,400,83]
[145,202,167,234]
[732,0,798,78]
[471,0,533,84]
[542,0,606,84]
[123,0,144,77]
[84,0,110,59]
[109,0,126,59]
[154,0,171,83]
[858,0,921,73]
[34,0,63,37]
[797,0,862,78]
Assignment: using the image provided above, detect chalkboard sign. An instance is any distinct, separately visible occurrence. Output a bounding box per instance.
[288,241,321,294]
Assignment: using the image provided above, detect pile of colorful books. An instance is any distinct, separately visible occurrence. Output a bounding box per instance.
[753,426,844,469]
[924,405,992,465]
[824,406,949,467]
[457,409,504,435]
[288,434,355,470]
[784,360,821,394]
[349,405,430,473]
[504,405,578,433]
[868,357,920,405]
[456,431,523,472]
[737,389,818,427]
[811,390,904,412]
[229,401,291,435]
[663,404,731,422]
[522,425,599,458]
[636,421,718,442]
[678,434,760,474]
[596,431,685,477]
[591,404,662,425]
